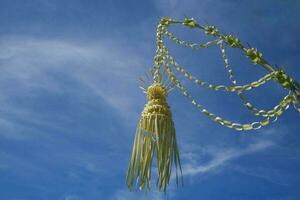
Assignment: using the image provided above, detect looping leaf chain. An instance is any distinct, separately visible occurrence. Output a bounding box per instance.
[165,47,276,93]
[163,22,280,118]
[218,41,289,118]
[162,44,292,130]
[152,17,300,131]
[163,53,292,131]
[163,45,291,118]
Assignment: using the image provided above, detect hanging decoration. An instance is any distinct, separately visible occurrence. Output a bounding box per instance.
[126,17,300,192]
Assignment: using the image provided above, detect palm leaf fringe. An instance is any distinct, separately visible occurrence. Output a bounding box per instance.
[126,83,182,192]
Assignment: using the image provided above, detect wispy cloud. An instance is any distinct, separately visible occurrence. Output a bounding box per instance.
[0,37,144,109]
[0,36,148,137]
[64,194,81,200]
[112,188,165,200]
[0,36,150,188]
[154,0,223,20]
[231,165,298,187]
[110,139,273,199]
[180,140,273,177]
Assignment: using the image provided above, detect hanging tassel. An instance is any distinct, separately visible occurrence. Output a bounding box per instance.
[126,83,182,192]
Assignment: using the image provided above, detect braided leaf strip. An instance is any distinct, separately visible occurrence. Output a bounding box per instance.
[162,44,292,118]
[161,20,290,118]
[163,44,291,117]
[165,19,299,117]
[163,58,292,131]
[165,30,219,49]
[164,45,276,93]
[219,41,291,117]
[156,17,298,127]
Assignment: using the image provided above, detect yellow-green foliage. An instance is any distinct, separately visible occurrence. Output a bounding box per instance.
[126,84,182,192]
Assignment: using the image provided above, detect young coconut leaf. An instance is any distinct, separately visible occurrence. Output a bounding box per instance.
[126,83,183,192]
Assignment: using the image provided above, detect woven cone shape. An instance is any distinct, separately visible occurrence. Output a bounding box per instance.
[126,83,182,192]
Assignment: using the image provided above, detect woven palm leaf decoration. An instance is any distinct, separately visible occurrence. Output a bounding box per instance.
[126,17,300,192]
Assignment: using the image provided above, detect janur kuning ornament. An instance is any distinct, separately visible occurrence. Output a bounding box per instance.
[126,17,300,192]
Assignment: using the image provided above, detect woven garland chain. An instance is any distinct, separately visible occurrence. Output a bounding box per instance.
[165,46,276,93]
[218,41,291,117]
[158,17,300,115]
[163,54,292,131]
[165,30,220,49]
[163,58,292,131]
[162,44,292,119]
[164,26,277,94]
[156,17,295,130]
[161,44,292,130]
[160,35,291,130]
[162,19,295,117]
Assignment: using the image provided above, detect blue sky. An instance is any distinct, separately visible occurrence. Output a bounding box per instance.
[0,0,299,199]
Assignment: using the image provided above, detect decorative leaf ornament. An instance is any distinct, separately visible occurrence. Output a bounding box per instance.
[126,17,300,192]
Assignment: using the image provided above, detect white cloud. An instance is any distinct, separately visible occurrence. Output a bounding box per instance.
[0,36,152,183]
[154,0,216,19]
[0,36,149,135]
[64,194,81,200]
[180,140,273,177]
[112,189,165,200]
[231,165,293,187]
